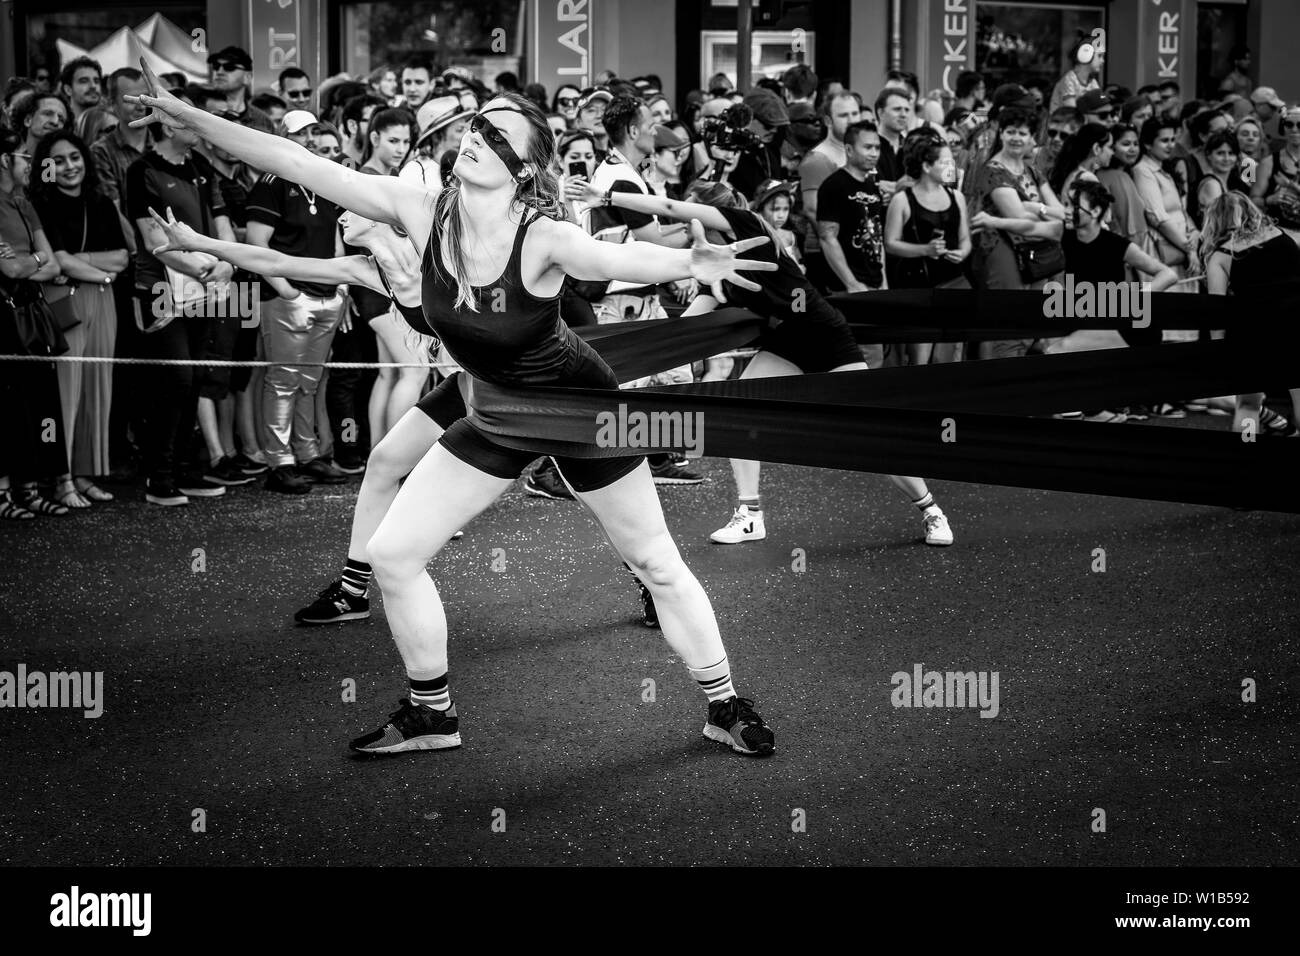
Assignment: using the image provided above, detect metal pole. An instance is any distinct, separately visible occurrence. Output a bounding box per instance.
[890,0,903,72]
[737,0,753,92]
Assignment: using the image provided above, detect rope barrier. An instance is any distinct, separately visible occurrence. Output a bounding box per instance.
[0,349,761,369]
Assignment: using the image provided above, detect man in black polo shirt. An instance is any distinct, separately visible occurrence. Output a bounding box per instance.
[127,91,239,506]
[873,87,911,189]
[245,109,347,493]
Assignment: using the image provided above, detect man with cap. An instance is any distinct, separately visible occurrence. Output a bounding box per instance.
[576,87,613,157]
[727,88,789,200]
[1077,89,1116,129]
[399,93,472,191]
[1251,86,1287,152]
[207,46,275,134]
[244,109,348,493]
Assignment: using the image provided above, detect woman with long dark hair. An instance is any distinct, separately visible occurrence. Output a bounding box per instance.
[1048,122,1113,211]
[129,66,781,757]
[1132,117,1199,289]
[1095,123,1155,265]
[30,130,127,506]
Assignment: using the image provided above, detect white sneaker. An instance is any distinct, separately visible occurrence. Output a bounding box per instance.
[924,509,954,546]
[710,506,766,544]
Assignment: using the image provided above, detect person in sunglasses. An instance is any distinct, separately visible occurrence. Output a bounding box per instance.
[1032,107,1082,181]
[127,66,781,758]
[551,84,582,130]
[1252,105,1300,246]
[206,46,274,135]
[278,67,313,113]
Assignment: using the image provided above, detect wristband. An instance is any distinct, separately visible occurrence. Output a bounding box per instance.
[603,187,613,207]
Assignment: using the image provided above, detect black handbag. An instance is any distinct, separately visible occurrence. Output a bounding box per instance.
[0,279,69,356]
[1010,236,1067,283]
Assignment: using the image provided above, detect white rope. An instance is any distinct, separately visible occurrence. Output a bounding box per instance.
[0,350,760,368]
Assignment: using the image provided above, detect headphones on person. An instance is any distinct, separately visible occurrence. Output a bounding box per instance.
[1075,40,1096,66]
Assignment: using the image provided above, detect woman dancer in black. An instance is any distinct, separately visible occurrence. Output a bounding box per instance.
[129,64,780,757]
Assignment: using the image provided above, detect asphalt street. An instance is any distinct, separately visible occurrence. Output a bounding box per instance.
[3,414,1297,866]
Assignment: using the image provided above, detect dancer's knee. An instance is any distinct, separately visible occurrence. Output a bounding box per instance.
[367,531,422,588]
[624,540,686,591]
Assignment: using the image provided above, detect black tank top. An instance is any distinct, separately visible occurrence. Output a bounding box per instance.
[375,259,436,338]
[1224,232,1300,292]
[420,209,618,389]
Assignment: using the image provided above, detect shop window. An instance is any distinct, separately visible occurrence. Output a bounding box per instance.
[701,29,815,88]
[339,0,524,89]
[975,2,1104,99]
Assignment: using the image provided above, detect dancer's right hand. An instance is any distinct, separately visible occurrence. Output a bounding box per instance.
[148,206,206,255]
[125,59,194,135]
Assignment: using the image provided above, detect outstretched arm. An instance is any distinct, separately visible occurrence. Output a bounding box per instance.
[127,58,429,235]
[565,178,732,232]
[148,207,383,292]
[544,218,776,304]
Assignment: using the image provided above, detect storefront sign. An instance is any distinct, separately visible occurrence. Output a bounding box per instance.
[928,0,975,97]
[247,0,301,93]
[531,0,593,93]
[1139,0,1194,89]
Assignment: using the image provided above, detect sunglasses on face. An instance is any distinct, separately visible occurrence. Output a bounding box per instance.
[1283,120,1300,130]
[286,89,313,100]
[557,97,579,107]
[1046,128,1069,140]
[211,62,243,73]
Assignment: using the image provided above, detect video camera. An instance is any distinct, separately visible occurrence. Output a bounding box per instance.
[700,104,762,156]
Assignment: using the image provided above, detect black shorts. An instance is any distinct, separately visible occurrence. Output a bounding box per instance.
[759,320,864,373]
[416,373,642,491]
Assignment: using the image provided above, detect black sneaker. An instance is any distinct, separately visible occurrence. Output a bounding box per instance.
[650,458,705,485]
[231,452,270,476]
[350,699,462,754]
[703,696,775,757]
[295,579,370,625]
[333,453,366,475]
[624,563,659,628]
[205,456,256,486]
[298,457,347,484]
[523,459,573,499]
[176,475,226,498]
[145,480,189,507]
[266,466,312,494]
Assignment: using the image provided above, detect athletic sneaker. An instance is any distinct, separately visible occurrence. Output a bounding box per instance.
[636,578,659,628]
[703,696,775,757]
[299,457,348,484]
[1152,402,1187,419]
[177,475,226,498]
[333,454,366,475]
[924,510,954,546]
[524,459,573,499]
[650,458,705,485]
[205,456,256,486]
[710,505,766,544]
[232,453,269,476]
[266,466,312,495]
[295,579,371,625]
[145,480,189,507]
[1052,411,1084,420]
[1084,410,1128,423]
[350,699,462,755]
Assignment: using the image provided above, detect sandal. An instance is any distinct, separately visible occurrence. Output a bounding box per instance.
[1258,407,1291,433]
[74,478,114,502]
[0,490,36,520]
[17,488,70,516]
[55,479,93,509]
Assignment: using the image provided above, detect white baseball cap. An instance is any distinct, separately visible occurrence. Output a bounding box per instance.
[282,110,320,135]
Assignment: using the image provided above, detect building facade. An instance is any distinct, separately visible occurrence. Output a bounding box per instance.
[2,0,1296,112]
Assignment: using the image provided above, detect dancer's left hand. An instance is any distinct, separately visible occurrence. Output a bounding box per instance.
[687,219,778,304]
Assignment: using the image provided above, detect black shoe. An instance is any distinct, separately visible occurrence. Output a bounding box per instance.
[650,458,705,485]
[205,456,256,486]
[298,457,348,484]
[350,699,462,754]
[265,466,312,494]
[703,696,775,757]
[523,459,573,499]
[231,452,269,476]
[145,480,189,507]
[333,453,366,475]
[176,475,226,498]
[624,563,659,628]
[295,579,371,625]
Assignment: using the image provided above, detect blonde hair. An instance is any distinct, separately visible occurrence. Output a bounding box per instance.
[1198,189,1271,262]
[432,92,564,311]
